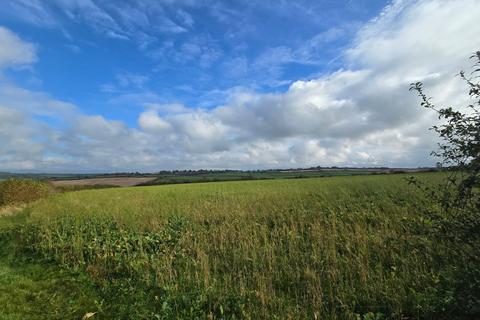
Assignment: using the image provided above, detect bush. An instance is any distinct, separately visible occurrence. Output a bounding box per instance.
[410,51,480,317]
[0,179,53,206]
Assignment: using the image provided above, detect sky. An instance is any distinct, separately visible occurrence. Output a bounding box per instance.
[0,0,479,173]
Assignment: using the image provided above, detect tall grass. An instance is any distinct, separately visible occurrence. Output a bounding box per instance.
[8,173,471,319]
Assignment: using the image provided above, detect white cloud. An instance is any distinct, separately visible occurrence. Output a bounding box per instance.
[1,1,479,172]
[138,110,171,133]
[346,0,480,82]
[0,26,37,68]
[0,84,76,117]
[143,103,189,114]
[0,106,45,170]
[55,0,129,39]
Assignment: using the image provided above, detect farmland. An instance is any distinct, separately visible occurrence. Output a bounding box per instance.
[1,167,431,188]
[50,177,157,187]
[1,172,476,319]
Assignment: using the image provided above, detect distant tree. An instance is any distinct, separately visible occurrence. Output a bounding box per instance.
[409,51,480,315]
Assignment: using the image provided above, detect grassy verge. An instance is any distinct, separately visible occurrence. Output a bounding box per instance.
[0,212,101,320]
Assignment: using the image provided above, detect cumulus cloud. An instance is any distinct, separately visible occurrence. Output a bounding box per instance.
[138,110,171,133]
[135,0,479,168]
[1,0,480,172]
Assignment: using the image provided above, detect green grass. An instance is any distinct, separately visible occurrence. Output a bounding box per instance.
[0,173,475,319]
[0,213,101,320]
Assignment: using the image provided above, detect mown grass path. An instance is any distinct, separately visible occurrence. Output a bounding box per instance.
[0,211,100,320]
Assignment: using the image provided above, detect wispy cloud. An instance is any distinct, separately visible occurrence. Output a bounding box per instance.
[1,0,58,28]
[101,72,149,94]
[2,0,192,44]
[151,34,223,68]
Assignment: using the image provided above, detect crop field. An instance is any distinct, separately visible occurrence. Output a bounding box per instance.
[136,169,392,186]
[50,177,157,187]
[0,173,473,319]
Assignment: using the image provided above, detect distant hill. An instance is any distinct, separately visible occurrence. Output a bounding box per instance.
[0,167,437,182]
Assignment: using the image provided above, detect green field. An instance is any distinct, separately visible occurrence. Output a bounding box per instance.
[137,169,385,186]
[0,173,474,319]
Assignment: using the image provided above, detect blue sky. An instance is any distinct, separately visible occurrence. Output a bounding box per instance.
[0,0,479,172]
[2,0,386,125]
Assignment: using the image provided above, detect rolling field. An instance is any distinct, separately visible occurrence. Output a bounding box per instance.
[0,173,472,319]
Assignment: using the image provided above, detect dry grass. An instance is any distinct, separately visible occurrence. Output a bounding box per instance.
[0,204,25,217]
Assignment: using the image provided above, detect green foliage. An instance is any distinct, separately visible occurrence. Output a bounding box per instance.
[410,51,480,317]
[359,312,385,320]
[0,223,101,320]
[15,214,196,318]
[0,179,53,206]
[409,51,479,221]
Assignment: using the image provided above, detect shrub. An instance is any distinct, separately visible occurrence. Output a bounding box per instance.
[0,179,53,206]
[410,51,480,317]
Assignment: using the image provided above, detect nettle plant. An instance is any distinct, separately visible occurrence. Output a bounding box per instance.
[409,51,480,242]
